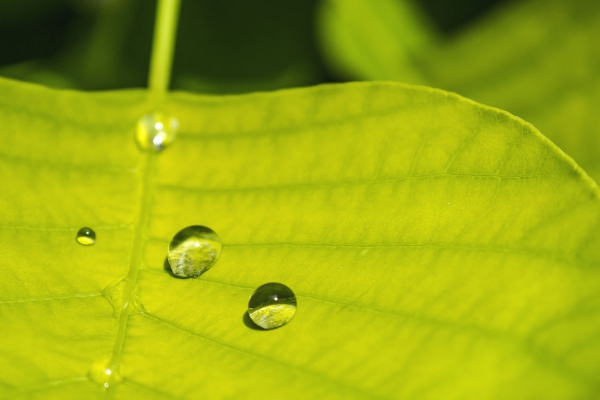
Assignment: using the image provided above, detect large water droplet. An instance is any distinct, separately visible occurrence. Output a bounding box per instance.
[88,356,122,391]
[136,112,178,151]
[76,227,96,246]
[167,226,222,278]
[248,283,297,330]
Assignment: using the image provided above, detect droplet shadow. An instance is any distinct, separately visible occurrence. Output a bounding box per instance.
[163,257,186,279]
[243,311,265,331]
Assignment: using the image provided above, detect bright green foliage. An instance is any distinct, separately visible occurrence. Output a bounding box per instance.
[317,0,600,184]
[318,0,436,83]
[1,77,600,398]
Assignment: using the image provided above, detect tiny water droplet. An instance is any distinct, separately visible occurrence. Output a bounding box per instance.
[167,226,222,278]
[131,284,146,315]
[88,356,122,391]
[101,279,126,317]
[136,112,178,151]
[248,283,297,330]
[76,227,96,246]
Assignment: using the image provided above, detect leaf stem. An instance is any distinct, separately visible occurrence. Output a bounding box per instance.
[148,0,181,101]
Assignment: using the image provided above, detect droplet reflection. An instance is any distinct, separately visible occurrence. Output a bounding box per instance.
[88,356,122,391]
[167,225,222,278]
[76,227,96,246]
[248,283,297,330]
[136,112,178,152]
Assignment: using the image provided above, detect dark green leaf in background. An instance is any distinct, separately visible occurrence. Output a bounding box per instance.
[0,0,328,94]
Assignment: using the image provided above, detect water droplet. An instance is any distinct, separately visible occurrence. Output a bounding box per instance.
[101,279,145,316]
[136,112,178,151]
[76,227,96,246]
[130,283,146,315]
[248,282,297,330]
[101,279,126,317]
[88,356,122,391]
[167,226,222,278]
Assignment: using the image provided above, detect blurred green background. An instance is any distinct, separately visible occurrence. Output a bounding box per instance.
[0,0,505,93]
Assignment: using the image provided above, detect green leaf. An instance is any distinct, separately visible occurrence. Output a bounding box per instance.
[0,61,77,89]
[317,0,437,83]
[423,0,600,185]
[1,76,600,399]
[317,0,600,184]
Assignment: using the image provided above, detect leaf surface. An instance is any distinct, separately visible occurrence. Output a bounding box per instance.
[317,0,436,83]
[317,0,600,184]
[1,77,600,399]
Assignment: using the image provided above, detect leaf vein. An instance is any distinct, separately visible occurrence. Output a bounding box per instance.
[156,172,566,194]
[0,292,102,305]
[144,239,598,269]
[141,312,376,399]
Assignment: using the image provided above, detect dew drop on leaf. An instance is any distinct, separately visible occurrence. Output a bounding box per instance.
[75,227,96,246]
[136,112,178,152]
[248,283,297,330]
[88,356,122,391]
[167,225,222,278]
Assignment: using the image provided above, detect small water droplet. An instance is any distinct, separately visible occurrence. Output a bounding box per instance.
[167,226,222,278]
[248,282,297,330]
[136,112,178,151]
[76,227,96,246]
[101,279,126,317]
[88,356,122,391]
[131,284,146,315]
